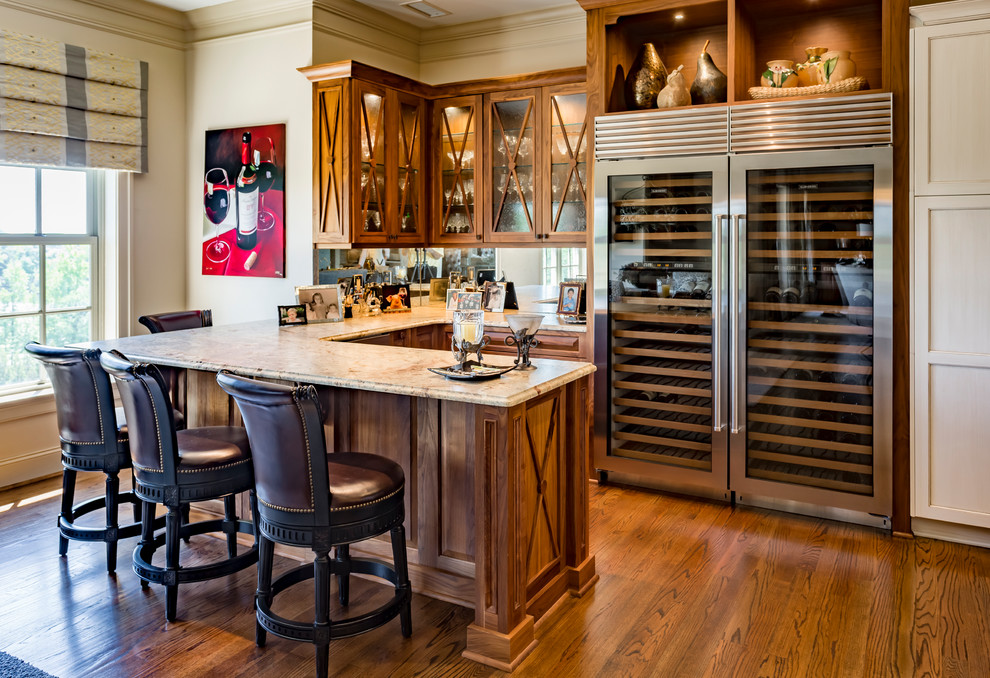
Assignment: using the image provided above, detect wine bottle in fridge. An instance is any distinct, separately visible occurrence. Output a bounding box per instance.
[236,132,259,250]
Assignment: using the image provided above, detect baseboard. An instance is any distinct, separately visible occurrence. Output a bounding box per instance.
[0,447,62,490]
[912,517,990,549]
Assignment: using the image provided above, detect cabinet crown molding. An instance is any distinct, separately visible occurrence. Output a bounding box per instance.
[910,0,990,24]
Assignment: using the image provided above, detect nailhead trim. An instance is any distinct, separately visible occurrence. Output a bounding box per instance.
[258,486,401,513]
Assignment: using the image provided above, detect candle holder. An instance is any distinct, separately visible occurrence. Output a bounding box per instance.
[504,314,544,368]
[451,310,489,369]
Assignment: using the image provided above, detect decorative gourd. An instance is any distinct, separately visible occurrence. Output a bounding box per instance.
[690,40,728,104]
[656,65,691,109]
[625,43,667,109]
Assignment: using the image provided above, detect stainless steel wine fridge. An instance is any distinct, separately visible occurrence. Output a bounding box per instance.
[592,95,893,522]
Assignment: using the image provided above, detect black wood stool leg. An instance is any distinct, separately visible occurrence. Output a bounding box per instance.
[130,470,142,523]
[335,544,350,606]
[58,469,76,556]
[314,551,331,678]
[181,503,191,543]
[104,471,120,573]
[391,524,412,637]
[165,505,182,622]
[223,495,238,558]
[255,535,274,647]
[138,500,155,590]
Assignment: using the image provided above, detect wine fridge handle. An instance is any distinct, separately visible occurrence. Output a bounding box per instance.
[712,214,726,433]
[730,213,742,434]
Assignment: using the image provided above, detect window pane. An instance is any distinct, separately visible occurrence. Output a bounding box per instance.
[46,244,92,310]
[0,315,44,388]
[0,245,41,312]
[47,310,91,346]
[41,169,88,234]
[0,166,37,234]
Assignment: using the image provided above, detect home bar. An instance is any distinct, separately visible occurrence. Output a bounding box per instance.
[4,0,990,676]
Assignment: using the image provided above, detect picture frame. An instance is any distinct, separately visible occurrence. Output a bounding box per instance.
[483,281,507,313]
[295,284,342,323]
[382,284,412,313]
[429,278,450,303]
[445,288,460,311]
[557,282,583,316]
[352,273,363,291]
[278,304,307,326]
[458,291,482,310]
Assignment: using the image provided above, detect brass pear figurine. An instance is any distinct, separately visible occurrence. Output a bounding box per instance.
[625,43,667,109]
[690,40,728,105]
[657,65,691,108]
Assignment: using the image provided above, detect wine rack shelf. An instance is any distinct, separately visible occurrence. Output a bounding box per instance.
[614,378,711,399]
[748,450,872,476]
[749,394,872,416]
[749,357,872,374]
[613,329,712,344]
[748,191,873,203]
[749,413,872,435]
[748,302,871,315]
[612,311,712,325]
[749,321,873,335]
[619,297,711,308]
[615,232,713,241]
[749,212,873,221]
[748,432,872,456]
[749,250,873,259]
[748,231,873,240]
[749,376,872,395]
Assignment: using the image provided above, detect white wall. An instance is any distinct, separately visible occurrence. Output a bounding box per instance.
[185,23,314,324]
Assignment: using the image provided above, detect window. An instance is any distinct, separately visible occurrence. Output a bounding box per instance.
[0,165,102,395]
[542,247,587,287]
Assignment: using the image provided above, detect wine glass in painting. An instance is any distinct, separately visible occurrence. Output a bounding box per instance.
[204,167,231,264]
[256,136,278,231]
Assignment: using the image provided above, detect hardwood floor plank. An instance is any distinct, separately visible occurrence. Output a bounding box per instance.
[3,476,990,677]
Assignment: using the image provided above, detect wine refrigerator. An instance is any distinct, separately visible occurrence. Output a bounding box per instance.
[592,98,892,521]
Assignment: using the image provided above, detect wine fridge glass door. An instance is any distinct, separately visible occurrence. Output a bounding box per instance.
[605,162,728,488]
[732,147,892,515]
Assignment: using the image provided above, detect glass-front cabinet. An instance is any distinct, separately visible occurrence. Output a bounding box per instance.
[546,84,588,242]
[595,148,892,518]
[354,81,388,241]
[487,89,540,243]
[434,95,482,243]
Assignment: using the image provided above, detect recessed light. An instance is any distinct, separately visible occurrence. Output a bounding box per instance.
[674,13,684,20]
[401,0,450,19]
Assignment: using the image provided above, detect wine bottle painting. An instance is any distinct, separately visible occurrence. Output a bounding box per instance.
[202,123,285,278]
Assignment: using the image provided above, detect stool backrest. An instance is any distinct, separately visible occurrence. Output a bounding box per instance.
[24,343,120,459]
[99,351,180,483]
[138,309,213,334]
[216,373,329,525]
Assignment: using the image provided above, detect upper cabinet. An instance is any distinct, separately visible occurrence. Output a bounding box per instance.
[304,61,587,248]
[580,0,892,118]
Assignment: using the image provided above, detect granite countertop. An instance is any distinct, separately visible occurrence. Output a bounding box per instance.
[84,314,593,408]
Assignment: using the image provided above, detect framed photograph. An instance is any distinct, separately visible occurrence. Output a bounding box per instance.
[382,284,411,312]
[278,304,307,326]
[483,281,507,313]
[429,278,449,303]
[295,284,342,323]
[458,291,482,310]
[557,282,583,316]
[445,288,460,311]
[352,274,363,291]
[202,123,285,279]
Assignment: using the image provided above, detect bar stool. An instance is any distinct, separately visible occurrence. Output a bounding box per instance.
[137,309,213,334]
[24,343,160,573]
[100,351,258,622]
[217,372,411,678]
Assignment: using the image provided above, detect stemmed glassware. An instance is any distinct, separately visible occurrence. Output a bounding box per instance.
[204,167,231,264]
[256,137,278,231]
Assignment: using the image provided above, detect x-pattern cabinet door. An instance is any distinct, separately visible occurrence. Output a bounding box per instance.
[434,95,483,244]
[393,90,427,244]
[486,88,543,243]
[545,84,588,242]
[353,80,389,241]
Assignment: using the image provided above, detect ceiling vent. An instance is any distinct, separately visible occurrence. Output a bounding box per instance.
[401,1,450,19]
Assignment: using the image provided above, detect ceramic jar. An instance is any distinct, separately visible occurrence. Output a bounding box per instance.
[796,46,829,86]
[761,60,798,88]
[820,50,857,84]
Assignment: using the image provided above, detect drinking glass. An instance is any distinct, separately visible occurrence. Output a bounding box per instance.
[204,167,231,264]
[256,137,278,231]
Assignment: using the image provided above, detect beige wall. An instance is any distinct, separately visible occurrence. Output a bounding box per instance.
[0,0,187,486]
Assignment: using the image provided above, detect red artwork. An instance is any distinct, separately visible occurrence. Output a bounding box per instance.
[202,123,285,278]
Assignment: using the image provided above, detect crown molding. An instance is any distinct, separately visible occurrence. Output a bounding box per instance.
[185,0,311,43]
[420,4,584,44]
[910,0,990,24]
[312,0,420,65]
[0,0,187,49]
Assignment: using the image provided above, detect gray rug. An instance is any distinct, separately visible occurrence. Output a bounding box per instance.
[0,651,57,678]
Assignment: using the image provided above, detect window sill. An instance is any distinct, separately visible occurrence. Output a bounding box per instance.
[0,388,56,423]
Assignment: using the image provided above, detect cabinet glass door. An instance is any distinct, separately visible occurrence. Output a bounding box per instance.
[741,164,879,501]
[547,90,587,239]
[395,95,424,241]
[437,98,480,241]
[606,167,724,485]
[356,86,387,238]
[490,93,537,238]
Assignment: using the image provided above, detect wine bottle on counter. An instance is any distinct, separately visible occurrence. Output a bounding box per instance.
[236,132,259,250]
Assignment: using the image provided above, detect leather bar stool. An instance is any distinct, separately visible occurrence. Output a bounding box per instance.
[217,373,411,678]
[23,343,170,573]
[100,351,258,622]
[137,309,213,334]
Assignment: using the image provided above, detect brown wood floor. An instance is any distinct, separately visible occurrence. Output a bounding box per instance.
[2,473,989,678]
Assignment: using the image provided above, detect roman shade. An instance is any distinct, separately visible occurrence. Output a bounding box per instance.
[0,30,148,172]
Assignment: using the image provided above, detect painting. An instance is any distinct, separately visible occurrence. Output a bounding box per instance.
[202,123,285,278]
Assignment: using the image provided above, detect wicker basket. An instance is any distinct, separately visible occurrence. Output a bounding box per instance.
[748,76,868,100]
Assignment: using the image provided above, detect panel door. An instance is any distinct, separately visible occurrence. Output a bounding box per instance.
[593,155,729,491]
[729,148,892,516]
[486,89,542,243]
[393,90,427,244]
[352,81,389,243]
[434,95,484,244]
[544,84,588,242]
[314,83,348,245]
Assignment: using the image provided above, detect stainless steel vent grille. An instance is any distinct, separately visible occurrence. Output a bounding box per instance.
[595,107,729,160]
[729,92,892,153]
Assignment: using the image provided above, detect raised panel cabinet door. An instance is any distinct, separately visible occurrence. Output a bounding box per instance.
[433,95,483,244]
[352,81,389,243]
[486,89,542,243]
[545,85,588,242]
[394,91,427,244]
[314,84,348,244]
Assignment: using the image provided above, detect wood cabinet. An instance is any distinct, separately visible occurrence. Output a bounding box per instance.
[433,95,484,243]
[581,0,895,118]
[306,64,428,246]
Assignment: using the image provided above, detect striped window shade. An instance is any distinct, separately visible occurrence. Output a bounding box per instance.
[0,30,148,172]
